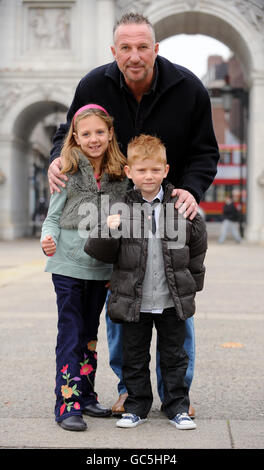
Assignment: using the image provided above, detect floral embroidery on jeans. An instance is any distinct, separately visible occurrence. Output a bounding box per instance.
[87,340,97,351]
[60,364,81,416]
[80,353,94,390]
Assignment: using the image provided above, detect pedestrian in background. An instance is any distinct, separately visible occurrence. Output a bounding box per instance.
[218,196,242,244]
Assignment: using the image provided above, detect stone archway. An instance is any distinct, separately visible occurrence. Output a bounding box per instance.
[0,98,67,239]
[1,0,263,242]
[117,0,264,242]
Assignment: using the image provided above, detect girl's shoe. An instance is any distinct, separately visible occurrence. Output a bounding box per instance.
[58,415,87,431]
[169,413,196,430]
[116,413,147,428]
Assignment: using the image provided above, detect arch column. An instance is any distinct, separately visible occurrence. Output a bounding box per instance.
[96,0,115,65]
[246,71,264,243]
[0,135,30,239]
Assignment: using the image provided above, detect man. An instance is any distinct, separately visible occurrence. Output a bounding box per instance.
[48,12,219,417]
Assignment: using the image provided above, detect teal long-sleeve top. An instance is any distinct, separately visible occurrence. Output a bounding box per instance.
[40,186,112,281]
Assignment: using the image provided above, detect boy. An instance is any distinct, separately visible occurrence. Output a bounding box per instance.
[85,135,207,430]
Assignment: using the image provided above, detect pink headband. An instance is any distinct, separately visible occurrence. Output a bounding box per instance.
[73,104,109,125]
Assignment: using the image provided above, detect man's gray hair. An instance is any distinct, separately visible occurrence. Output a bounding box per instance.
[113,12,156,42]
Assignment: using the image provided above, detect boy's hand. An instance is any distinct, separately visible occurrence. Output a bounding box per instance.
[41,235,56,256]
[107,214,121,229]
[48,157,68,194]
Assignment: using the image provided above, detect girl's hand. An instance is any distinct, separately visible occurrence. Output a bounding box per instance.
[107,214,121,229]
[41,235,56,256]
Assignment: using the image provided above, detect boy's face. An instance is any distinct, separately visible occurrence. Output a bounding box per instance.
[125,153,169,201]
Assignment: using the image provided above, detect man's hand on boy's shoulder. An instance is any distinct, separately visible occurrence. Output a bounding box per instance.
[172,188,198,220]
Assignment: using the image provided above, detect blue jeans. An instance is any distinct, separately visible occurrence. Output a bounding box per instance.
[105,293,195,400]
[218,219,242,243]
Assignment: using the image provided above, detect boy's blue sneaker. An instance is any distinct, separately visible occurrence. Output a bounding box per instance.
[116,413,147,428]
[169,413,197,430]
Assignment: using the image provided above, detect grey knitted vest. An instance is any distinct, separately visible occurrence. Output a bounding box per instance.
[60,151,128,230]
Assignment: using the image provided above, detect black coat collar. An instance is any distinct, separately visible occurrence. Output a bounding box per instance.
[104,55,185,94]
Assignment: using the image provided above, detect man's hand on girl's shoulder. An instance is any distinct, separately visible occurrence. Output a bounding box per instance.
[48,157,68,194]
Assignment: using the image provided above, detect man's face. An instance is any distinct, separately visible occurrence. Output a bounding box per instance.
[111,23,159,88]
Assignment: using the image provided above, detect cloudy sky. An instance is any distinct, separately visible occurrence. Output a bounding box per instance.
[158,34,231,79]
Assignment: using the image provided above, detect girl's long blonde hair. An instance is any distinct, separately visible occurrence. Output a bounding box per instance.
[61,108,126,180]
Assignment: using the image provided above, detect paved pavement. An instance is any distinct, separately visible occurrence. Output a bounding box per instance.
[0,233,263,462]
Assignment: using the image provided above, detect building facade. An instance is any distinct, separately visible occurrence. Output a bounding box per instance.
[0,0,264,242]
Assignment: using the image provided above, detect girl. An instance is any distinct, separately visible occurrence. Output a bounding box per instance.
[41,104,128,431]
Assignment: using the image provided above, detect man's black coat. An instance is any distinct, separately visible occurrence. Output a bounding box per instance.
[50,55,219,202]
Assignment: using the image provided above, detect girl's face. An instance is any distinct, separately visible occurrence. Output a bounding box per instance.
[73,115,113,167]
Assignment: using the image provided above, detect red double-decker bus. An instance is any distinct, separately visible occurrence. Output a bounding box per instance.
[200,144,247,221]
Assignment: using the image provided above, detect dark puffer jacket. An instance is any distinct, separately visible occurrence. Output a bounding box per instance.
[85,181,207,323]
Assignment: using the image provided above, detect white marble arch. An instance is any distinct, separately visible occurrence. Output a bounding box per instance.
[0,0,264,242]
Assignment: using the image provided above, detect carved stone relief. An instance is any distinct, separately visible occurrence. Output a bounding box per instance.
[0,82,74,122]
[27,6,71,52]
[229,0,264,33]
[115,0,152,15]
[0,84,24,120]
